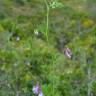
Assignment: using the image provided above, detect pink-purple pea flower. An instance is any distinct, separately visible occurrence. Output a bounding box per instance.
[32,84,43,96]
[65,47,72,59]
[38,91,43,96]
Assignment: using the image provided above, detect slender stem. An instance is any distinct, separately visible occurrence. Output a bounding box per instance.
[44,0,49,42]
[44,1,55,95]
[52,55,55,96]
[88,66,92,96]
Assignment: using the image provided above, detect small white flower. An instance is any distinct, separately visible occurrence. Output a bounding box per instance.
[49,1,63,9]
[16,36,20,41]
[25,60,30,66]
[34,29,39,36]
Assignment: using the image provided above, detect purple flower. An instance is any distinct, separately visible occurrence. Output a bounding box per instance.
[32,83,44,96]
[65,48,72,59]
[38,91,43,96]
[32,84,43,95]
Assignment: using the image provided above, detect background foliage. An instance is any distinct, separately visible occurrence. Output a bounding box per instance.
[0,0,96,96]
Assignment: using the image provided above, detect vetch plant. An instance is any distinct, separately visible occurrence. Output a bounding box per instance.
[32,83,44,96]
[65,47,72,59]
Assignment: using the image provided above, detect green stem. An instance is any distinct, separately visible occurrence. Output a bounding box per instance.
[52,55,55,96]
[44,0,49,42]
[88,66,92,96]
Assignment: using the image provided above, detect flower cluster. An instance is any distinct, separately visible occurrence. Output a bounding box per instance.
[32,84,44,96]
[65,48,72,59]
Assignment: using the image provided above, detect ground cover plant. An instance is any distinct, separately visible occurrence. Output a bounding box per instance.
[0,0,96,96]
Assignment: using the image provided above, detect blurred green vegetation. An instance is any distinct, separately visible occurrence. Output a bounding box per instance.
[0,0,96,96]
